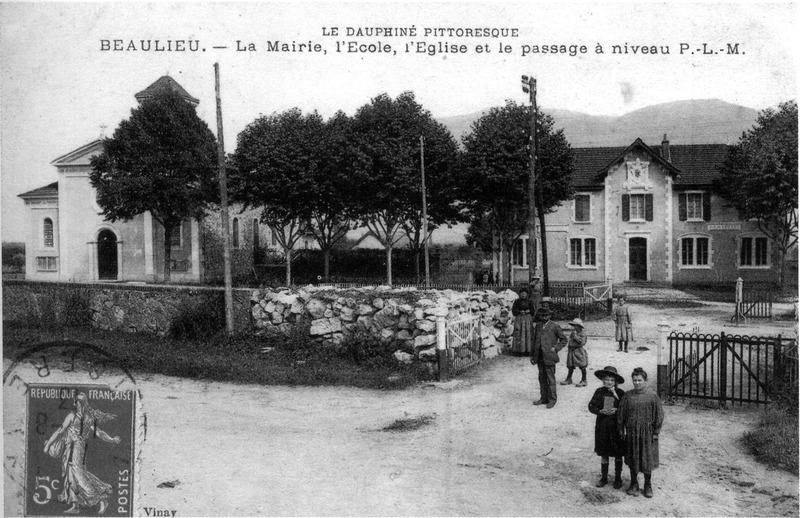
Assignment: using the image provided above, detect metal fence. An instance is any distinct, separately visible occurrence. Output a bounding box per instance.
[668,331,796,405]
[444,314,483,375]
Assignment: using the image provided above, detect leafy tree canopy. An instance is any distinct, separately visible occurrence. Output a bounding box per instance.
[714,100,798,289]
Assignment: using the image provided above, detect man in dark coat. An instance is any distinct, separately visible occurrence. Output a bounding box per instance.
[530,307,567,408]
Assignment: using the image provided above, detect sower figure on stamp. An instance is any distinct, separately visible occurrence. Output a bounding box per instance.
[44,392,121,515]
[529,307,567,409]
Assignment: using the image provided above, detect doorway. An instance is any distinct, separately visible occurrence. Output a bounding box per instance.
[97,229,118,280]
[629,237,648,281]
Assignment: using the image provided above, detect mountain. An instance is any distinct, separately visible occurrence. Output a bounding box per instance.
[438,99,759,147]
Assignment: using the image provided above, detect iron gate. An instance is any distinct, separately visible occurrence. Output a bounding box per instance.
[667,331,795,405]
[445,315,483,375]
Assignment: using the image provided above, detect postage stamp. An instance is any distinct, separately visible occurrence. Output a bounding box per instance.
[3,342,145,517]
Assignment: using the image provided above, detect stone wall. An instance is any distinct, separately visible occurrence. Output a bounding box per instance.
[2,280,251,336]
[250,286,518,360]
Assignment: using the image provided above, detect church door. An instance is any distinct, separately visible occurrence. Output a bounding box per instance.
[97,229,118,280]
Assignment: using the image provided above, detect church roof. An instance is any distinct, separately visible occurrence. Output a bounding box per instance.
[51,139,104,167]
[134,76,200,106]
[19,182,58,199]
[572,141,730,189]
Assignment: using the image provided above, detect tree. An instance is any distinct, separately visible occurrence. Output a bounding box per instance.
[230,109,324,285]
[460,101,574,285]
[350,92,460,285]
[714,100,798,290]
[306,111,358,280]
[90,89,219,283]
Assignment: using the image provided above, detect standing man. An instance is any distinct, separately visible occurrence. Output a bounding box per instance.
[530,307,567,408]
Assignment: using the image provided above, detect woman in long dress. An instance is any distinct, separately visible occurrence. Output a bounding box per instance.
[43,392,121,515]
[511,288,535,354]
[617,367,664,498]
[613,296,633,352]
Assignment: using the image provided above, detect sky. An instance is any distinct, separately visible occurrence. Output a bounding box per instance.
[1,1,797,242]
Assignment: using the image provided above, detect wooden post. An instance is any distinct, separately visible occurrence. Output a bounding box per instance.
[773,334,784,396]
[719,332,728,408]
[420,136,430,287]
[436,316,449,381]
[657,322,670,399]
[214,63,234,336]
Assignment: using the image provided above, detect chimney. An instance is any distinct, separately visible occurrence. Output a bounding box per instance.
[661,134,671,162]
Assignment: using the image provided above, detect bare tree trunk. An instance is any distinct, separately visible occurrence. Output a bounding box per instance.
[285,249,292,286]
[415,249,421,284]
[324,248,331,281]
[386,245,393,286]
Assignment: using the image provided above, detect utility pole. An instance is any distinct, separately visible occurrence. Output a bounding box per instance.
[214,63,234,336]
[521,75,538,287]
[420,136,430,287]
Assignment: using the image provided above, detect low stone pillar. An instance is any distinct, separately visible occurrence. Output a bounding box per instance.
[436,315,449,382]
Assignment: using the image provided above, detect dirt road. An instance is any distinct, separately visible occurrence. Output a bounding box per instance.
[5,300,799,516]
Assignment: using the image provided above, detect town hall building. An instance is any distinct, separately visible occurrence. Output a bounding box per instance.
[504,137,794,287]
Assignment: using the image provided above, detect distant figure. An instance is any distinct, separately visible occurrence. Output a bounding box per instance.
[511,288,535,354]
[44,392,121,514]
[618,367,664,498]
[530,307,568,408]
[481,269,490,285]
[533,296,552,323]
[588,366,626,489]
[562,318,588,387]
[613,296,633,352]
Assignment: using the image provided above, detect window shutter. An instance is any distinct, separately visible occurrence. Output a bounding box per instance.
[622,194,630,221]
[645,194,654,221]
[703,193,711,221]
[678,193,687,221]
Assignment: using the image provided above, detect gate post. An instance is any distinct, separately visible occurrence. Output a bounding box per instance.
[606,278,614,316]
[436,316,449,382]
[719,332,728,408]
[773,334,784,396]
[657,322,670,399]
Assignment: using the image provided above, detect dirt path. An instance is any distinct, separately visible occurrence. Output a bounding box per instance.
[5,301,798,516]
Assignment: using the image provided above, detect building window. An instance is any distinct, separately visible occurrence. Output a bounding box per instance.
[574,194,590,222]
[43,218,54,248]
[622,193,653,222]
[170,221,183,248]
[569,238,596,267]
[271,228,278,247]
[630,194,645,221]
[36,256,58,271]
[252,219,260,248]
[740,237,769,267]
[232,218,240,248]
[680,236,710,266]
[512,238,526,267]
[679,192,711,221]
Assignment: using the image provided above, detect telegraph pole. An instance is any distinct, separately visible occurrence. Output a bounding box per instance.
[521,75,538,287]
[420,136,430,287]
[214,63,234,335]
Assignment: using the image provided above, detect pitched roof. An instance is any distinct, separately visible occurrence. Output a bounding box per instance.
[19,182,58,199]
[51,139,104,167]
[134,76,200,106]
[572,141,730,189]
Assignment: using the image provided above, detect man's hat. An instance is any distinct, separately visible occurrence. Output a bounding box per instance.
[595,366,625,384]
[569,318,584,328]
[537,307,552,316]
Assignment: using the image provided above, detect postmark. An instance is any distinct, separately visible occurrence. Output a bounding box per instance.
[3,341,146,517]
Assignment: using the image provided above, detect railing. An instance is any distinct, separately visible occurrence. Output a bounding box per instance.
[668,331,795,405]
[438,314,483,377]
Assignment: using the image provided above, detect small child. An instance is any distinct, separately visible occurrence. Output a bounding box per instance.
[561,318,588,387]
[588,366,626,489]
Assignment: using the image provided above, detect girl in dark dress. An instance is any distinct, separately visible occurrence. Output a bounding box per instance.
[588,366,626,489]
[617,367,664,498]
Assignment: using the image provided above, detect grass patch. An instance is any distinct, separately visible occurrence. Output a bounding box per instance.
[741,382,799,474]
[1,322,435,390]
